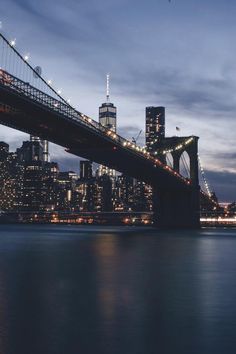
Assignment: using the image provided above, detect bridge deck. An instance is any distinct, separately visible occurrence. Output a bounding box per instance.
[0,70,191,190]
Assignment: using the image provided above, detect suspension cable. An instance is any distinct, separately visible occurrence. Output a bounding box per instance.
[198,155,212,197]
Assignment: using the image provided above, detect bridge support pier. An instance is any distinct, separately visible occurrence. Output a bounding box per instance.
[152,186,200,229]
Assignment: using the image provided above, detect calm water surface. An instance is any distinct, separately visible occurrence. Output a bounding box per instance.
[0,225,236,354]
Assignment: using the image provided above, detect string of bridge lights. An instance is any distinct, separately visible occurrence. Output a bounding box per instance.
[198,159,219,210]
[114,133,190,185]
[3,33,115,135]
[152,137,194,156]
[198,154,212,198]
[2,30,193,186]
[3,33,98,128]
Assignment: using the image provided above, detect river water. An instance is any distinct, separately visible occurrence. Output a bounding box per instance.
[0,225,236,354]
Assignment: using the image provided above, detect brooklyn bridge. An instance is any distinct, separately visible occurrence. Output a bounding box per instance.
[0,32,217,228]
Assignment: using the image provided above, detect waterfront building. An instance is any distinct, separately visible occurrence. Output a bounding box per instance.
[114,174,135,211]
[0,139,153,216]
[17,140,45,211]
[77,160,95,211]
[133,180,148,211]
[22,160,45,211]
[95,174,113,212]
[16,140,59,211]
[43,162,59,210]
[0,143,24,211]
[56,171,78,211]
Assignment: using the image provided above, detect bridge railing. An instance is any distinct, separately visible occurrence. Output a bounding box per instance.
[0,69,102,130]
[0,32,118,136]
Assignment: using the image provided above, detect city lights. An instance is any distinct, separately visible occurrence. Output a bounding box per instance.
[0,29,218,225]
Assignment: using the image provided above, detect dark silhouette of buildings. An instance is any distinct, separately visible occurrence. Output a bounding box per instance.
[0,138,153,215]
[80,160,93,180]
[30,135,49,162]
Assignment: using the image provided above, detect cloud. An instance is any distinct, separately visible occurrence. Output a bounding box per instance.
[117,125,144,142]
[204,170,236,202]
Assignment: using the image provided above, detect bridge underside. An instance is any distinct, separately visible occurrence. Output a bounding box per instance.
[0,83,200,228]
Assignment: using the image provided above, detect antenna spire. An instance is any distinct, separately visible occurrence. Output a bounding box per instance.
[106,73,110,102]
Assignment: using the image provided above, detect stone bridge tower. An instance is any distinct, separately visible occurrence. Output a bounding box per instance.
[152,136,200,228]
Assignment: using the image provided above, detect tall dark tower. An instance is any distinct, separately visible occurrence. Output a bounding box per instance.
[99,74,117,132]
[145,106,165,153]
[80,160,93,180]
[30,136,49,162]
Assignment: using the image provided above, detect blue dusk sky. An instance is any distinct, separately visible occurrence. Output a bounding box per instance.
[0,0,236,201]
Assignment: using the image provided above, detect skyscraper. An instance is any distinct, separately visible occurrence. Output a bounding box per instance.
[0,142,24,211]
[30,135,49,162]
[145,106,165,153]
[79,160,95,211]
[98,75,117,177]
[99,74,117,132]
[18,140,44,162]
[80,160,93,180]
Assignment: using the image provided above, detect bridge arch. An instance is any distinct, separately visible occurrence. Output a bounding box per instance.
[179,150,190,179]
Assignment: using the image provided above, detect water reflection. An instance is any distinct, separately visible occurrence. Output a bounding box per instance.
[0,268,8,354]
[0,225,235,353]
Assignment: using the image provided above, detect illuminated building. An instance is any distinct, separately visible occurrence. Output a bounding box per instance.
[43,162,59,210]
[80,160,93,180]
[0,142,24,210]
[0,137,153,216]
[56,171,79,211]
[98,75,117,177]
[17,140,58,211]
[30,135,49,162]
[144,107,165,198]
[78,160,95,211]
[22,161,45,210]
[99,74,117,132]
[114,175,135,211]
[146,106,165,153]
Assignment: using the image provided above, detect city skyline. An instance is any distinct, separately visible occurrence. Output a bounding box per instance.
[0,0,236,200]
[0,138,154,219]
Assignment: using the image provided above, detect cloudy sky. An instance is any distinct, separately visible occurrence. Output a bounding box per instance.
[0,0,236,201]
